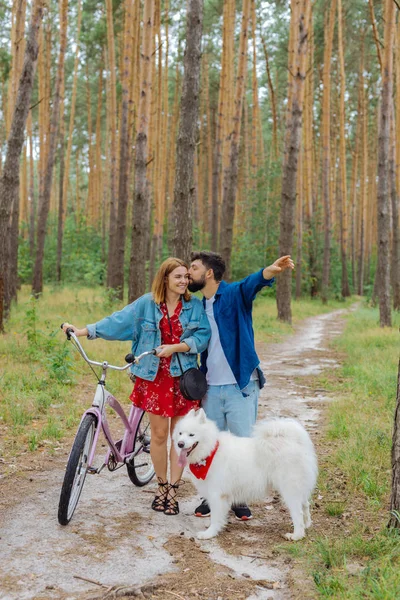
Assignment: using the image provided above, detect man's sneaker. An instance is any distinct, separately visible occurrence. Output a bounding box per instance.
[232,504,253,521]
[194,499,210,517]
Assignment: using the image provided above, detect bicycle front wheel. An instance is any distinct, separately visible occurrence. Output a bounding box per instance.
[58,413,97,525]
[126,411,155,486]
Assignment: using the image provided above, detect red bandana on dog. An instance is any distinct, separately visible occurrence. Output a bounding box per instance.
[189,442,219,480]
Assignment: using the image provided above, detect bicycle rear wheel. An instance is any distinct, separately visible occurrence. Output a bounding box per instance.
[126,411,155,486]
[58,413,97,525]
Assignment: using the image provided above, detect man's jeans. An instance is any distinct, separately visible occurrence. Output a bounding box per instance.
[201,380,259,437]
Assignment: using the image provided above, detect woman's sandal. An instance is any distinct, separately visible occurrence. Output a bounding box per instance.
[164,479,185,516]
[151,478,169,512]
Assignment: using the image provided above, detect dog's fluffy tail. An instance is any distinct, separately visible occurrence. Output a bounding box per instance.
[253,417,314,450]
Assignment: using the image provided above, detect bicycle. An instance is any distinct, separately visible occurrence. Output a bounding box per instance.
[58,327,156,526]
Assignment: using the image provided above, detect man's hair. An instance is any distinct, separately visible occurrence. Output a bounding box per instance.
[191,251,226,282]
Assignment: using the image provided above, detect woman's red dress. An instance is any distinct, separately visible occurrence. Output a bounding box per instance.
[129,301,198,417]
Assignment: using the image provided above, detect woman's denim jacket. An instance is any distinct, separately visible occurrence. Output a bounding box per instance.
[86,293,211,381]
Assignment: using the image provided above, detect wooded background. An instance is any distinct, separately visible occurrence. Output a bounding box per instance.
[0,0,399,330]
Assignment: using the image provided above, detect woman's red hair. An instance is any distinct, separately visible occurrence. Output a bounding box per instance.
[151,257,191,304]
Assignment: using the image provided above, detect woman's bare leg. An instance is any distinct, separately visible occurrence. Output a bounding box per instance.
[148,413,169,481]
[161,416,185,515]
[169,415,185,485]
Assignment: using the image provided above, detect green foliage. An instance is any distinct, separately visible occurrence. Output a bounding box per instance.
[0,46,11,81]
[18,214,106,286]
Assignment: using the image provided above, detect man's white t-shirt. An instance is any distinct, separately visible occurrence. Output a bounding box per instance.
[205,295,237,385]
[205,294,260,387]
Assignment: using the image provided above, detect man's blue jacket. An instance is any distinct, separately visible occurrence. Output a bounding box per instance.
[200,269,275,390]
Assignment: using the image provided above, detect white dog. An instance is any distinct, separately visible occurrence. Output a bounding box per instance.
[173,408,318,541]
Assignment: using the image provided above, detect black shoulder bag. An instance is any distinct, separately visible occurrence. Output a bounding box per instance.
[166,311,207,402]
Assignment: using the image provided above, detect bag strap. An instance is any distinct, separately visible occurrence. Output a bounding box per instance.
[166,309,184,376]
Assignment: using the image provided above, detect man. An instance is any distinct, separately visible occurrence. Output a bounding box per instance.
[188,251,294,520]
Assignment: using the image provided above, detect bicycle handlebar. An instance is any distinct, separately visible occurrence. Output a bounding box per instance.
[61,324,156,371]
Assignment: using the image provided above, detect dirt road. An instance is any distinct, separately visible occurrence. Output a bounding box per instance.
[0,308,349,600]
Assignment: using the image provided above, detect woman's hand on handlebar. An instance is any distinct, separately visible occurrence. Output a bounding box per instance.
[61,322,88,337]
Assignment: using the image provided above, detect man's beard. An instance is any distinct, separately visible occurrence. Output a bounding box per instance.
[188,275,206,293]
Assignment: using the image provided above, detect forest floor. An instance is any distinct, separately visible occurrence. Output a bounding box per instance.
[0,306,352,600]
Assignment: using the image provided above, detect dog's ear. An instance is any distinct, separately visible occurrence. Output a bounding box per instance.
[187,408,196,418]
[197,408,207,423]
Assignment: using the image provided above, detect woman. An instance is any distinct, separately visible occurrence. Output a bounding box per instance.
[62,257,210,516]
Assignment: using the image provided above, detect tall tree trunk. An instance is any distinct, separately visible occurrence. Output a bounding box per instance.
[172,0,204,263]
[337,0,350,298]
[32,0,68,296]
[0,0,43,332]
[390,106,400,311]
[210,110,220,252]
[393,22,400,311]
[276,0,311,323]
[9,164,20,303]
[167,65,180,252]
[351,46,363,293]
[128,0,155,301]
[220,0,250,278]
[27,113,36,257]
[295,145,303,299]
[7,0,28,304]
[109,0,134,298]
[56,134,65,283]
[377,0,394,327]
[368,0,383,73]
[320,0,337,304]
[204,56,213,248]
[388,358,400,529]
[105,0,118,288]
[56,0,81,283]
[358,51,368,296]
[260,33,278,160]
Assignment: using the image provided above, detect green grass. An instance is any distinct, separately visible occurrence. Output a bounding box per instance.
[291,302,400,598]
[0,285,133,458]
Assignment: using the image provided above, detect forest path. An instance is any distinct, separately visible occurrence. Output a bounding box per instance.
[0,306,351,600]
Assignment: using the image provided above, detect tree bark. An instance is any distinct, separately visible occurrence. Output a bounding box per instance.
[32,0,68,296]
[390,109,400,311]
[56,134,65,283]
[276,0,311,323]
[260,33,278,160]
[320,0,337,305]
[56,0,81,283]
[0,0,43,332]
[128,0,155,302]
[358,51,368,296]
[388,359,400,529]
[220,0,250,279]
[105,0,118,288]
[109,0,134,298]
[377,0,394,327]
[27,114,36,258]
[337,0,350,298]
[172,0,204,264]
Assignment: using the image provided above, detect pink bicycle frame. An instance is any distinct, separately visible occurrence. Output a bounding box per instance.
[82,384,145,469]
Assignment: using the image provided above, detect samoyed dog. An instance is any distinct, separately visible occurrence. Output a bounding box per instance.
[173,408,318,541]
